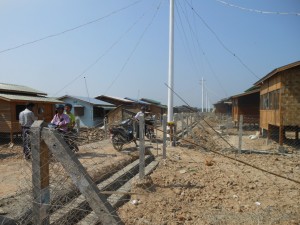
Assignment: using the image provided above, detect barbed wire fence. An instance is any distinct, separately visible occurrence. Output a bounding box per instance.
[0,112,300,224]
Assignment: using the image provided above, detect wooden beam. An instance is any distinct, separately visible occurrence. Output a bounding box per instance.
[41,128,122,225]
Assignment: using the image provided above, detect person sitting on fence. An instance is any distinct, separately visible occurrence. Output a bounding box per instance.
[51,104,70,133]
[19,102,37,160]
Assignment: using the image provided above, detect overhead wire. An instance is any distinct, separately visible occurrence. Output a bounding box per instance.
[84,76,93,123]
[177,0,229,99]
[52,3,150,97]
[175,1,203,78]
[104,0,163,94]
[184,0,260,80]
[0,0,144,54]
[216,0,300,16]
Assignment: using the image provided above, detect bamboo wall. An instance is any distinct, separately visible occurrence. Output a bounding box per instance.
[260,66,300,130]
[281,67,300,126]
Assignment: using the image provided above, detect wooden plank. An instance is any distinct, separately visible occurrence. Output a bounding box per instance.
[41,128,122,225]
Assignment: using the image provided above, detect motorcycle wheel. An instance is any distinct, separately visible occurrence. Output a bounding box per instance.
[112,134,124,151]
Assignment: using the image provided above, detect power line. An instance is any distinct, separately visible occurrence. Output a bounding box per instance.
[184,0,260,80]
[176,0,228,98]
[104,0,163,94]
[52,4,149,97]
[216,0,300,16]
[175,1,203,77]
[0,0,143,54]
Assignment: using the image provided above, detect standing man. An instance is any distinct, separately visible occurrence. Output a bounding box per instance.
[134,106,147,140]
[19,102,36,160]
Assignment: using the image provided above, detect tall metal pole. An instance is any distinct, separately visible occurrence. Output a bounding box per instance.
[167,0,174,122]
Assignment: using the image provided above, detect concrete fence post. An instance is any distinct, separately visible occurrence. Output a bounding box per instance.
[173,113,177,146]
[181,113,184,138]
[104,117,108,139]
[42,128,122,224]
[162,114,167,159]
[31,120,50,225]
[226,115,230,136]
[139,115,145,179]
[238,115,243,154]
[186,113,189,136]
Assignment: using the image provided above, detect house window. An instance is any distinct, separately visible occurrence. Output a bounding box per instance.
[93,107,104,118]
[262,90,279,110]
[74,106,84,116]
[260,93,269,110]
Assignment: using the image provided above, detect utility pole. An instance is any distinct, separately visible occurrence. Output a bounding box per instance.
[167,0,174,123]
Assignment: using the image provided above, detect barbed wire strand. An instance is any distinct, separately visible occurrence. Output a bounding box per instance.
[216,0,300,16]
[164,82,300,185]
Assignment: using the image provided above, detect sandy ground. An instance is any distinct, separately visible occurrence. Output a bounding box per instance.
[1,120,300,224]
[117,123,300,225]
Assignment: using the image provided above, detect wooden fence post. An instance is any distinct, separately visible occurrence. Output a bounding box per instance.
[31,120,50,225]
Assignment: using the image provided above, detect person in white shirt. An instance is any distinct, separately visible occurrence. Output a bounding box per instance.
[134,106,147,140]
[134,106,146,120]
[19,102,36,159]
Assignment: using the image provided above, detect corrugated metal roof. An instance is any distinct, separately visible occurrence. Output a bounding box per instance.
[58,95,115,106]
[95,95,134,103]
[230,89,260,99]
[124,97,150,105]
[0,93,62,103]
[140,98,161,105]
[254,61,300,86]
[0,83,47,95]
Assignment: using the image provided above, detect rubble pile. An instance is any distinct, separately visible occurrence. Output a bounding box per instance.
[77,127,108,145]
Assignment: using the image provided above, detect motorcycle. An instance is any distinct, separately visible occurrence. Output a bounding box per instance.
[110,119,136,151]
[145,117,156,142]
[110,117,156,151]
[48,123,79,152]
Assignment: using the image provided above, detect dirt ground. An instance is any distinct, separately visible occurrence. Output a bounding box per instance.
[117,123,300,225]
[1,121,300,224]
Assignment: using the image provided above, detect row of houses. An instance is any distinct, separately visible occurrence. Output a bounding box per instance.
[214,61,300,145]
[0,83,169,143]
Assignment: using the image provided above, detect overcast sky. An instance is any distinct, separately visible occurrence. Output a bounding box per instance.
[0,0,299,107]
